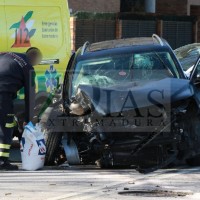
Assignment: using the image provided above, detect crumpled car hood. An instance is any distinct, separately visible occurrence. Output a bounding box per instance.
[77,78,194,115]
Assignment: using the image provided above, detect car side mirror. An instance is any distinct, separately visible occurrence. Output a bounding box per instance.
[193,73,200,84]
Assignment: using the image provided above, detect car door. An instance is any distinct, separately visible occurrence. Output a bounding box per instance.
[190,56,200,83]
[62,53,76,114]
[190,56,200,106]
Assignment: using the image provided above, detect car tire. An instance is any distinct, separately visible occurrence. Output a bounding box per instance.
[96,158,113,169]
[39,106,63,165]
[186,155,200,166]
[186,110,200,166]
[44,130,63,165]
[95,151,114,169]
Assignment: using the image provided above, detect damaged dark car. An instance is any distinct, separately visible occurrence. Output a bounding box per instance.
[41,34,200,173]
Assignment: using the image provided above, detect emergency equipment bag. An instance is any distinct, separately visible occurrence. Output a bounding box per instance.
[20,122,46,170]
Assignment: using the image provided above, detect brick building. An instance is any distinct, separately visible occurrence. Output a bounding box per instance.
[68,0,200,16]
[157,0,200,16]
[156,0,188,15]
[68,0,120,13]
[120,0,200,16]
[69,0,200,50]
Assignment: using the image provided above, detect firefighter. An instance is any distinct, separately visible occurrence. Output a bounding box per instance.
[0,47,42,170]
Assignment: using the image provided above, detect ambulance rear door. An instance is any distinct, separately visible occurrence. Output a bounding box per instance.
[0,0,7,51]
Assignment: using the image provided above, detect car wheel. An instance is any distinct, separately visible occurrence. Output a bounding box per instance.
[96,151,114,169]
[39,106,64,165]
[186,111,200,166]
[44,130,63,165]
[186,155,200,166]
[96,158,113,169]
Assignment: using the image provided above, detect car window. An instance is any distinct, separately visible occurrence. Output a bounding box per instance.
[71,51,180,95]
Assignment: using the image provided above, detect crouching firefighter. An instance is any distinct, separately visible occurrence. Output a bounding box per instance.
[0,48,42,170]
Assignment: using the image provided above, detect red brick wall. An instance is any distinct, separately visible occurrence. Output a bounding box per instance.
[156,0,188,15]
[68,0,120,13]
[191,5,200,16]
[191,5,200,42]
[195,20,200,42]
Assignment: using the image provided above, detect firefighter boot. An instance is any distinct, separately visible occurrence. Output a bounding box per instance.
[0,157,18,170]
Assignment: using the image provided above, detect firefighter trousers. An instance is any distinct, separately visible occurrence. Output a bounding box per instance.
[0,93,15,161]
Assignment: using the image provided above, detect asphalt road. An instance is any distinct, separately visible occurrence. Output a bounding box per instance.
[1,164,200,200]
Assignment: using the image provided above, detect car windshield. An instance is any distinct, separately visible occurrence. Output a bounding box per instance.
[71,51,180,95]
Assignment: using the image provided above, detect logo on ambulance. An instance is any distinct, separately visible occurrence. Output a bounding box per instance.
[45,65,58,92]
[10,11,36,48]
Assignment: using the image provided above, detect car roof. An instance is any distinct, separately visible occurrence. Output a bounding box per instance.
[76,35,171,61]
[79,34,168,56]
[88,37,157,52]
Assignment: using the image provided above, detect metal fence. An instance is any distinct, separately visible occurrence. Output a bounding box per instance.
[122,20,156,38]
[75,19,116,49]
[163,21,193,49]
[71,16,195,50]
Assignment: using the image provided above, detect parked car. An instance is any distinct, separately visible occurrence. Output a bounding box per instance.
[175,43,200,76]
[41,34,200,173]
